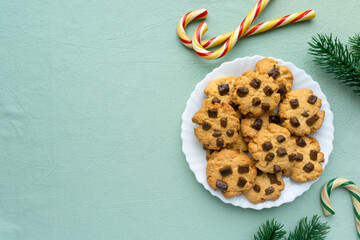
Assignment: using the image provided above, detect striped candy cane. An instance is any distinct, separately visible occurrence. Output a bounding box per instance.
[191,0,270,60]
[177,9,315,51]
[321,178,360,239]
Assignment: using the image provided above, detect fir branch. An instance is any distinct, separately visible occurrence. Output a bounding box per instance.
[287,215,330,240]
[254,219,286,240]
[308,34,360,94]
[349,33,360,59]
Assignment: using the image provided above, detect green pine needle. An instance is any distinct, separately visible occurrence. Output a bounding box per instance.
[254,219,286,240]
[308,34,360,94]
[349,33,360,59]
[287,215,330,240]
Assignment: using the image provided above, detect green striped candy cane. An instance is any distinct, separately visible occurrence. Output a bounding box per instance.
[321,178,360,239]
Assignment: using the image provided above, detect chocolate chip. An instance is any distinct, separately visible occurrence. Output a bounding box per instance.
[269,115,281,124]
[252,98,261,106]
[237,177,247,188]
[265,187,275,195]
[226,129,234,137]
[265,153,275,162]
[219,166,233,176]
[290,99,299,109]
[263,86,274,96]
[301,111,309,117]
[209,149,215,155]
[276,148,287,157]
[216,180,228,191]
[217,138,224,147]
[288,153,297,162]
[261,103,270,112]
[296,153,303,162]
[237,88,249,97]
[296,137,307,147]
[220,117,227,127]
[268,67,280,79]
[250,78,261,89]
[212,130,222,137]
[277,84,287,96]
[257,169,263,176]
[229,101,239,110]
[308,95,318,104]
[310,150,318,160]
[303,162,314,173]
[267,173,280,185]
[218,84,230,96]
[253,184,260,192]
[251,119,263,131]
[306,115,319,126]
[208,109,218,118]
[276,135,286,143]
[273,165,281,173]
[290,117,300,127]
[202,123,211,130]
[212,98,220,104]
[262,141,273,151]
[238,165,249,173]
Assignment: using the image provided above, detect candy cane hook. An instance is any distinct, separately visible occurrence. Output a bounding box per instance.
[321,178,360,239]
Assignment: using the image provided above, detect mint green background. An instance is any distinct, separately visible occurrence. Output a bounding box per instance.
[0,0,359,239]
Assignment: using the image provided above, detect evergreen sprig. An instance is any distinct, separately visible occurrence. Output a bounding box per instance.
[253,215,330,240]
[287,215,330,240]
[254,219,286,240]
[349,33,360,59]
[308,33,360,94]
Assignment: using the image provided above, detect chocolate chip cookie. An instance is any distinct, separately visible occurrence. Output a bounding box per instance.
[206,130,248,160]
[283,136,324,182]
[278,89,325,136]
[244,169,285,204]
[232,70,280,117]
[192,98,240,150]
[248,124,295,173]
[204,77,243,119]
[256,58,293,98]
[204,76,236,104]
[207,149,257,198]
[241,112,282,142]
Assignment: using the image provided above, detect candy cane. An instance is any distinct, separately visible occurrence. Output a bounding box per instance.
[177,9,316,50]
[191,0,269,60]
[321,178,360,239]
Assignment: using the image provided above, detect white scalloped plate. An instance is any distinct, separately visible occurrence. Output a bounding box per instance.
[181,55,334,210]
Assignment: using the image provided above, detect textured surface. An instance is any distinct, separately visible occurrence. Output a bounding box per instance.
[0,0,359,239]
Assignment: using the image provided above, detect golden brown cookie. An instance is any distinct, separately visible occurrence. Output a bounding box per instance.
[204,77,243,119]
[283,136,324,182]
[248,124,295,173]
[204,76,236,104]
[278,89,325,136]
[207,149,257,198]
[205,130,248,160]
[241,112,282,141]
[245,169,285,204]
[232,70,280,117]
[256,58,293,98]
[192,99,240,150]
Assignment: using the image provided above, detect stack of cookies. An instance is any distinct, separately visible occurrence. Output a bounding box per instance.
[192,58,325,204]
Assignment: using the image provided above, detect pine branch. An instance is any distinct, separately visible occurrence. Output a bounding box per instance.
[287,215,330,240]
[308,34,360,94]
[349,33,360,59]
[254,219,286,240]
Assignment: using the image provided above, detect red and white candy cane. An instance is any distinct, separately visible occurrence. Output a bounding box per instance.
[191,0,270,60]
[176,0,316,59]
